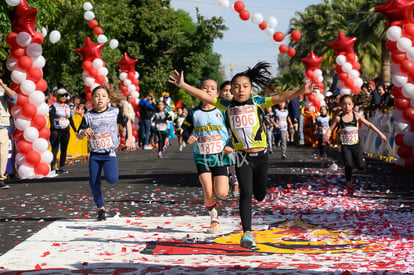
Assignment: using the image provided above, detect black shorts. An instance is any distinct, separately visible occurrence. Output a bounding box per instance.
[196,164,229,177]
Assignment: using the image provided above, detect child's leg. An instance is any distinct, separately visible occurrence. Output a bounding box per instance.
[198,171,215,205]
[351,143,365,170]
[251,154,269,202]
[89,154,104,208]
[103,155,119,184]
[235,152,254,232]
[318,135,324,155]
[280,130,287,156]
[341,145,353,185]
[156,131,165,152]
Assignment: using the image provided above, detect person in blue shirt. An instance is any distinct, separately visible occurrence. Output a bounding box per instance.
[138,93,155,150]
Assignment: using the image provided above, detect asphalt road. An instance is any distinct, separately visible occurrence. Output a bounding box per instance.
[0,141,413,256]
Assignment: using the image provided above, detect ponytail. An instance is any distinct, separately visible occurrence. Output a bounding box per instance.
[231,61,274,91]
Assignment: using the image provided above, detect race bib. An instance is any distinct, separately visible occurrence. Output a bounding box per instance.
[197,134,223,154]
[156,122,167,131]
[90,132,113,150]
[340,127,359,145]
[278,118,287,128]
[230,111,256,129]
[319,126,328,135]
[55,118,69,128]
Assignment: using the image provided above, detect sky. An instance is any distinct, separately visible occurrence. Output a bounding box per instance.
[170,0,323,79]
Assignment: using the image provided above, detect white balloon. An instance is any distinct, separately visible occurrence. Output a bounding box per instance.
[83,2,93,10]
[11,70,27,84]
[32,56,46,68]
[123,79,132,86]
[402,83,414,99]
[349,70,360,79]
[99,67,108,76]
[318,76,324,82]
[407,47,414,62]
[40,150,53,164]
[29,91,46,106]
[109,39,119,49]
[354,78,363,87]
[336,55,346,65]
[23,127,39,142]
[6,0,21,6]
[265,27,275,37]
[16,32,32,47]
[84,77,95,87]
[313,69,322,77]
[251,13,264,24]
[219,0,230,8]
[340,88,351,95]
[132,91,139,98]
[20,80,36,95]
[32,138,49,152]
[92,58,104,68]
[128,85,136,92]
[267,16,278,29]
[37,103,49,116]
[15,153,25,166]
[393,74,408,87]
[395,121,409,134]
[97,34,108,44]
[386,26,402,41]
[397,37,412,52]
[49,30,61,44]
[119,72,128,81]
[6,57,17,71]
[342,62,353,73]
[26,43,42,58]
[84,11,95,21]
[91,83,99,91]
[40,27,48,37]
[15,118,31,130]
[135,71,140,79]
[18,164,35,178]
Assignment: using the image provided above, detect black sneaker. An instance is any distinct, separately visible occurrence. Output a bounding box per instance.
[56,168,69,174]
[97,209,106,221]
[0,181,10,189]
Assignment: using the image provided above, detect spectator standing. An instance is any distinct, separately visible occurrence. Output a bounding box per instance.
[0,79,17,189]
[139,93,155,150]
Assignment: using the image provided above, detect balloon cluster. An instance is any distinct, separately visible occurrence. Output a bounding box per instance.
[75,37,109,104]
[328,31,363,96]
[376,0,414,169]
[6,0,52,178]
[82,1,119,49]
[301,50,324,112]
[116,53,140,145]
[214,0,301,57]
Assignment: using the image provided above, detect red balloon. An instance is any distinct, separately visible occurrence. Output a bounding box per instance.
[116,53,138,72]
[386,40,401,53]
[75,37,104,61]
[392,86,405,98]
[401,59,414,75]
[22,103,37,118]
[346,52,356,63]
[36,79,48,92]
[273,31,285,42]
[291,30,301,41]
[26,150,41,166]
[128,71,135,79]
[31,114,47,130]
[12,129,24,142]
[307,93,316,103]
[259,21,267,30]
[6,32,18,48]
[239,9,250,21]
[287,47,296,57]
[395,98,410,110]
[132,78,139,85]
[38,127,50,139]
[328,30,357,55]
[95,74,106,85]
[27,67,43,82]
[301,50,323,69]
[344,78,355,88]
[279,44,288,53]
[335,65,344,74]
[16,140,32,154]
[88,19,99,29]
[352,86,361,94]
[17,56,33,72]
[8,0,38,35]
[32,31,44,44]
[353,62,361,71]
[82,60,93,71]
[305,70,314,80]
[403,22,414,38]
[16,93,29,107]
[395,133,405,146]
[93,27,103,36]
[86,93,92,102]
[375,0,414,28]
[338,72,348,82]
[10,46,26,59]
[132,130,138,138]
[398,144,412,159]
[234,1,245,12]
[89,67,99,78]
[403,107,414,121]
[391,53,407,64]
[34,162,50,176]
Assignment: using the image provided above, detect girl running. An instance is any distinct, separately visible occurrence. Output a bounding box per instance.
[169,61,313,248]
[77,86,132,221]
[153,100,172,158]
[323,95,387,195]
[274,102,292,159]
[313,105,330,157]
[181,78,234,234]
[174,107,186,151]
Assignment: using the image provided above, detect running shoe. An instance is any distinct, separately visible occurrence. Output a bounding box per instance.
[281,154,287,159]
[97,209,106,221]
[0,181,10,189]
[144,144,153,150]
[240,231,256,249]
[158,152,163,158]
[206,208,220,234]
[179,145,183,151]
[231,184,239,198]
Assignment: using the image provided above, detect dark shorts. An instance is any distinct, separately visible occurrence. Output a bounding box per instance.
[196,164,229,177]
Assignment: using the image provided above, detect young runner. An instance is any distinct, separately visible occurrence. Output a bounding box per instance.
[313,105,330,157]
[153,100,172,158]
[181,78,234,234]
[77,86,132,221]
[169,61,313,248]
[174,107,186,151]
[323,95,387,195]
[274,101,292,159]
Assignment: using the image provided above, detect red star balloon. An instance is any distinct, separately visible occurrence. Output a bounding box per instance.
[328,30,357,55]
[301,50,323,70]
[375,0,414,27]
[75,37,104,61]
[8,0,37,36]
[116,52,138,72]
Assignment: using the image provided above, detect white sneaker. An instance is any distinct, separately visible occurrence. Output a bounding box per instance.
[206,208,220,234]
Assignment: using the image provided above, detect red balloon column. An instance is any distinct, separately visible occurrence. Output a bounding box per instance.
[376,0,414,170]
[328,31,363,96]
[75,37,108,107]
[116,53,140,147]
[6,0,52,178]
[301,50,324,112]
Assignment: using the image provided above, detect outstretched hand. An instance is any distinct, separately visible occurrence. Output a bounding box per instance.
[168,70,184,88]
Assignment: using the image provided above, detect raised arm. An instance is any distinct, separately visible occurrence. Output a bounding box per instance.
[169,70,215,104]
[356,112,388,142]
[271,81,313,105]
